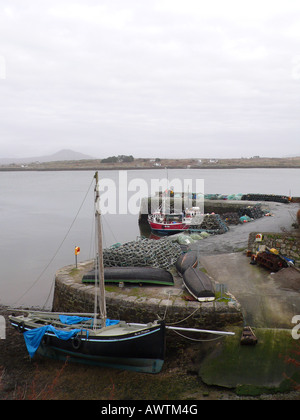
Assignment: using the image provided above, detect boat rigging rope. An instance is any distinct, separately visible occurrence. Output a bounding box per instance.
[12,177,95,308]
[101,215,118,248]
[42,275,56,309]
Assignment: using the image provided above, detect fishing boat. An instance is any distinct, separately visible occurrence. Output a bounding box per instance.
[9,172,234,373]
[9,312,166,373]
[148,207,202,235]
[148,212,188,234]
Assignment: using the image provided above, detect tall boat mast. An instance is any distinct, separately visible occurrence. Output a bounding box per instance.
[94,171,107,327]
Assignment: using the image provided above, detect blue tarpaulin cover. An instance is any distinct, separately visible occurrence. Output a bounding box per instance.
[23,316,120,358]
[23,325,82,358]
[59,315,119,327]
[59,315,92,325]
[105,319,120,326]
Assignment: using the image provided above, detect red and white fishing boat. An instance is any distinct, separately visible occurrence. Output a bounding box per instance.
[148,207,202,235]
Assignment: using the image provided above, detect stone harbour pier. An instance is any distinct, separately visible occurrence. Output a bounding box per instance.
[52,260,243,331]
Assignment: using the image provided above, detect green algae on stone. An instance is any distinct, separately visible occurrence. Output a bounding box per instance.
[199,327,300,396]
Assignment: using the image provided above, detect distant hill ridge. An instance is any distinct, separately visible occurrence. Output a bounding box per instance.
[0,149,95,164]
[1,151,300,169]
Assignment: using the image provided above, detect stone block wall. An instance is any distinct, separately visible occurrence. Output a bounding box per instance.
[52,265,243,331]
[248,232,300,268]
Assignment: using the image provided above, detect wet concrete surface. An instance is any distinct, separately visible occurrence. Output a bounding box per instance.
[188,201,300,329]
[190,201,299,256]
[199,252,300,329]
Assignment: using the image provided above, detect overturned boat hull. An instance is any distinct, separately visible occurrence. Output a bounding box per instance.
[82,267,174,286]
[183,267,215,302]
[176,251,198,275]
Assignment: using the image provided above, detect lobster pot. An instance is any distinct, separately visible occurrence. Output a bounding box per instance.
[102,238,182,270]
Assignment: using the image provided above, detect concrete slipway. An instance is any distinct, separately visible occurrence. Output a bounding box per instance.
[197,253,300,395]
[188,202,300,394]
[190,201,300,328]
[199,252,300,329]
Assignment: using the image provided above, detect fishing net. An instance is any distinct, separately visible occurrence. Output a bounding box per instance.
[190,214,229,234]
[103,237,182,269]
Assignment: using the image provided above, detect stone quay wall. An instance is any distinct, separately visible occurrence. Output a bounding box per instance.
[52,264,243,331]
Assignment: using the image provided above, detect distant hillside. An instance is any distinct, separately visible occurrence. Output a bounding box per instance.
[0,149,94,164]
[1,154,300,171]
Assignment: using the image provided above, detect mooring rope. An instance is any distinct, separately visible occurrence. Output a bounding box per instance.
[166,305,201,326]
[162,292,171,320]
[170,329,226,342]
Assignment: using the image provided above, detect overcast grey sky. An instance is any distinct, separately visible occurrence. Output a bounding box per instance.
[0,0,300,159]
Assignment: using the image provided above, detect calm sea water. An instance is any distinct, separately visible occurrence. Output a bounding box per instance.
[1,168,299,308]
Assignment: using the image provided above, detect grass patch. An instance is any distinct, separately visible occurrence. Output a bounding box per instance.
[69,268,79,277]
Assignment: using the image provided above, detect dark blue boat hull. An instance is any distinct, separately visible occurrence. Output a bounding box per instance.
[11,319,166,374]
[82,267,174,286]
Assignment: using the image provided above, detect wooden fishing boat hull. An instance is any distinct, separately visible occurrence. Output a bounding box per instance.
[183,267,215,302]
[176,251,198,275]
[148,220,188,235]
[82,267,174,286]
[9,316,166,374]
[40,323,165,373]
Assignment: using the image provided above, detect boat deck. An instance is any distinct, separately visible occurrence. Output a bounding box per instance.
[10,312,159,337]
